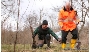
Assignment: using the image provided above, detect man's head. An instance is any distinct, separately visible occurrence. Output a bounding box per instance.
[42,20,48,29]
[65,2,71,11]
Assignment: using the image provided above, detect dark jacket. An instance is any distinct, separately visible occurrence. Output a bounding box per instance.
[33,25,59,41]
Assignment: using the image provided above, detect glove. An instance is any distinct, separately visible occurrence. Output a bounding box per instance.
[58,38,62,43]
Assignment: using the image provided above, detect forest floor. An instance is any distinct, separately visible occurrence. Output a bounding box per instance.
[1,44,89,52]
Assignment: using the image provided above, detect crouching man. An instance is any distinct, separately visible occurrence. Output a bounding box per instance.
[32,20,61,48]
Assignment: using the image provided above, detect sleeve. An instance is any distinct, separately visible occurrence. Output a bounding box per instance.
[58,10,63,27]
[73,10,80,24]
[49,28,59,41]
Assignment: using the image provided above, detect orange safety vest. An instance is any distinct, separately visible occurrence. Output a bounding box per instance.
[58,8,78,31]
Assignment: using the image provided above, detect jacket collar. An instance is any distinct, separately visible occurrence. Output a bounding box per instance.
[63,6,73,11]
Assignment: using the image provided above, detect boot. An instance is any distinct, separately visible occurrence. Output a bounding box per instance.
[62,43,66,49]
[70,39,76,49]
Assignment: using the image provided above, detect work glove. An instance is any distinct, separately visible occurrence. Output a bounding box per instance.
[58,38,62,43]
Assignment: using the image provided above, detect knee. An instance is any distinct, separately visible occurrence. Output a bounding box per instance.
[72,34,78,39]
[46,34,50,37]
[46,34,51,40]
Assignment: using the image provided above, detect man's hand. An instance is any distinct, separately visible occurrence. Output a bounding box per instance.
[58,22,63,28]
[58,38,62,43]
[73,21,79,25]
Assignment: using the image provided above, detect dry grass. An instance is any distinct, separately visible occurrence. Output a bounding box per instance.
[1,44,89,52]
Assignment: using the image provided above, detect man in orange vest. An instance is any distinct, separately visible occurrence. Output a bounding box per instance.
[58,2,80,49]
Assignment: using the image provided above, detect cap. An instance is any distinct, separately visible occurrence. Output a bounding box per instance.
[42,20,48,25]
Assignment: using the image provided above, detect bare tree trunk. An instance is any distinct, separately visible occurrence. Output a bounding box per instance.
[49,16,54,29]
[14,0,20,52]
[78,0,85,39]
[39,8,43,25]
[29,21,34,43]
[71,0,72,6]
[14,32,18,52]
[30,26,33,34]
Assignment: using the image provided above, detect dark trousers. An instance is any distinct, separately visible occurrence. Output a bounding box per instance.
[61,28,78,44]
[38,34,51,47]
